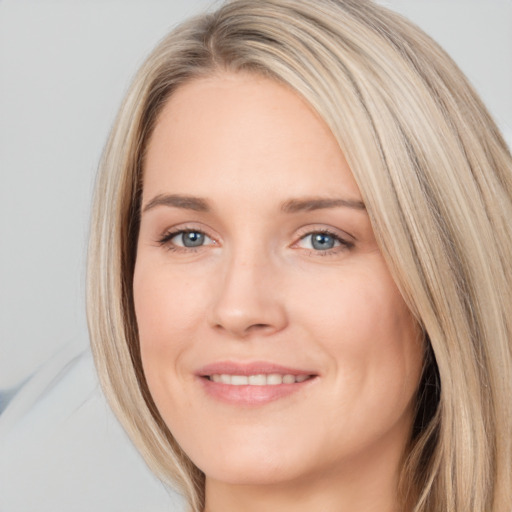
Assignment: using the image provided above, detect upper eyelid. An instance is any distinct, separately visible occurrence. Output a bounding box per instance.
[157,222,216,239]
[294,224,356,243]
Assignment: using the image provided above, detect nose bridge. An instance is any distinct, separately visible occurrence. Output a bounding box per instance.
[208,238,287,337]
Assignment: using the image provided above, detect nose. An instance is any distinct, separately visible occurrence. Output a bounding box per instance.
[208,252,288,339]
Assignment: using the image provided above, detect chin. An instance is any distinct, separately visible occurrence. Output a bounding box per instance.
[181,423,329,487]
[197,452,309,487]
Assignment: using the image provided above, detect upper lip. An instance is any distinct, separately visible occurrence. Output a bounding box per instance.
[196,361,317,377]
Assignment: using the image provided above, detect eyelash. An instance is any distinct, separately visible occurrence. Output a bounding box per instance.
[156,227,354,255]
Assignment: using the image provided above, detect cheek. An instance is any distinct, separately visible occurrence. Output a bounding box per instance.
[133,261,207,383]
[349,284,423,415]
[312,278,422,452]
[293,264,423,398]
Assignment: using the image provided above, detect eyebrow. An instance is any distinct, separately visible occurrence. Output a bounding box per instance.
[141,193,366,214]
[280,197,366,213]
[142,194,210,213]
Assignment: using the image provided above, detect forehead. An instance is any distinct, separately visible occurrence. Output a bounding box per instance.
[142,72,361,204]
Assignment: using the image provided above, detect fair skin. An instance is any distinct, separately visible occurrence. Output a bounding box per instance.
[134,72,424,512]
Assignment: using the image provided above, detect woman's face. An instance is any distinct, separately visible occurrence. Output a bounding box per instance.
[134,72,423,490]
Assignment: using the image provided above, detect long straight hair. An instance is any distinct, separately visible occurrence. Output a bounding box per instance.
[87,1,512,510]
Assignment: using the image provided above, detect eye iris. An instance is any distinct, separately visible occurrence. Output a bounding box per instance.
[311,233,335,250]
[182,231,205,247]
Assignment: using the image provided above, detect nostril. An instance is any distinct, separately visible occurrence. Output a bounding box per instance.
[246,323,274,334]
[213,321,275,338]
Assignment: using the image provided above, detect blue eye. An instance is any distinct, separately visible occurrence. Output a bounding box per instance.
[172,231,210,248]
[297,231,349,252]
[310,233,337,250]
[157,229,215,250]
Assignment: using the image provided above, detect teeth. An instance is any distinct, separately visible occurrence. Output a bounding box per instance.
[248,374,266,385]
[267,373,283,385]
[208,374,311,385]
[231,375,248,385]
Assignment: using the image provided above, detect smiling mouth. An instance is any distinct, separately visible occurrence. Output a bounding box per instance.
[205,373,313,385]
[197,362,318,404]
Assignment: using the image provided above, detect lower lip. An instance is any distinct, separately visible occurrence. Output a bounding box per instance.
[198,376,317,406]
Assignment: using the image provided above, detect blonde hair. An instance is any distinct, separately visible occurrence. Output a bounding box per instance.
[87,0,512,510]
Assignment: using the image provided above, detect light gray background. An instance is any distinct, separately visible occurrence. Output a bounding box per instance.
[1,0,511,394]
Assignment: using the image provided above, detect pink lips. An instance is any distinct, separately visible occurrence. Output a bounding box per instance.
[196,361,317,406]
[197,361,314,377]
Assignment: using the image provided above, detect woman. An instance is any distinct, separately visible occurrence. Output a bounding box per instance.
[87,0,512,510]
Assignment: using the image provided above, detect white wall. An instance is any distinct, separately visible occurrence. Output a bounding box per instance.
[1,0,511,391]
